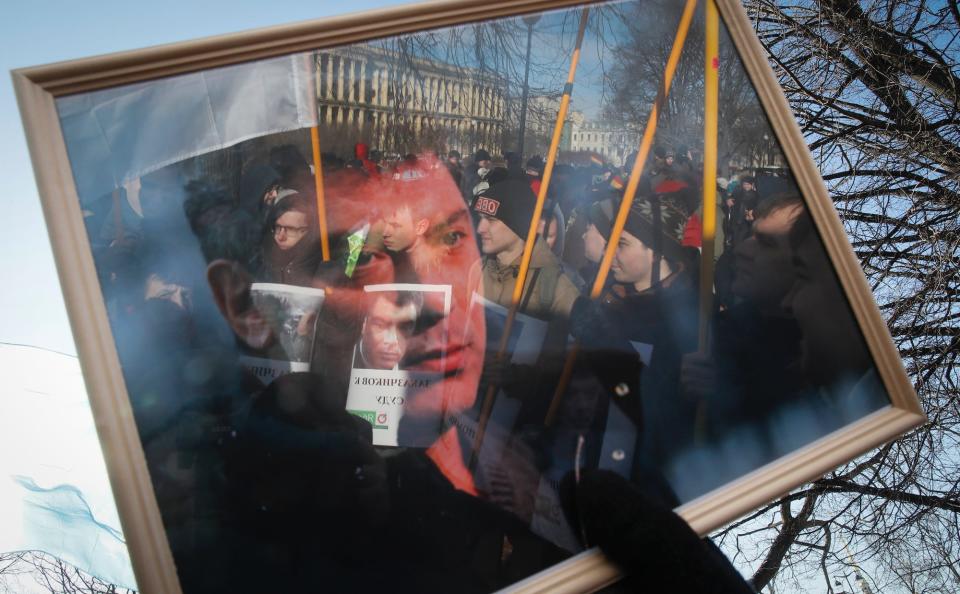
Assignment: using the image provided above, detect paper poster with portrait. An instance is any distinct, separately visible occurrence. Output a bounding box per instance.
[346,283,452,446]
[238,283,326,384]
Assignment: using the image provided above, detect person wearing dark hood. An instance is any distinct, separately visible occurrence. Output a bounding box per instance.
[269,144,315,196]
[236,163,280,223]
[461,148,493,201]
[445,150,463,187]
[504,151,525,178]
[727,175,758,248]
[525,155,545,196]
[260,193,323,286]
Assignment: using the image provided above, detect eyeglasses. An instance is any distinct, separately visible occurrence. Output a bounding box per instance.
[274,224,309,236]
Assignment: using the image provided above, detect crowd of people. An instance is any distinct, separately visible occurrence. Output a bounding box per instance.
[83,135,888,593]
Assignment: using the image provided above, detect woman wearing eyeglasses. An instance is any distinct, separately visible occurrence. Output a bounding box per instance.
[261,192,322,286]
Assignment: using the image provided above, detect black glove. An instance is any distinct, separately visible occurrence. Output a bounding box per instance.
[561,469,755,593]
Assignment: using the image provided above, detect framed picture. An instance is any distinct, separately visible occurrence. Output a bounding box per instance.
[13,0,925,591]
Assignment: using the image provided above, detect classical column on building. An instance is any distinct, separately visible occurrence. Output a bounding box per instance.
[380,66,389,108]
[347,58,356,105]
[336,56,346,103]
[475,86,482,118]
[358,60,368,132]
[462,82,471,118]
[406,72,416,112]
[414,76,423,112]
[325,54,335,102]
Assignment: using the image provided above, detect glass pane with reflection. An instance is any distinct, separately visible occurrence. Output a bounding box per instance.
[55,0,890,590]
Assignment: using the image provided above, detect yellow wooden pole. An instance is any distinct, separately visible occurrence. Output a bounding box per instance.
[306,52,330,262]
[544,0,698,426]
[700,0,719,352]
[310,126,331,262]
[472,8,591,460]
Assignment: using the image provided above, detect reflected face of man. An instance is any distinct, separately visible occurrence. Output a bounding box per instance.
[476,215,520,257]
[390,176,485,419]
[535,216,558,251]
[583,223,606,264]
[361,295,417,369]
[382,207,416,252]
[274,210,309,251]
[733,204,802,308]
[611,229,654,288]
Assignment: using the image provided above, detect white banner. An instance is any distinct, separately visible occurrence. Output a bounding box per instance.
[57,54,318,203]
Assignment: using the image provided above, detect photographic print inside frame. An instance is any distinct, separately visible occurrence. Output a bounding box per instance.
[38,0,915,591]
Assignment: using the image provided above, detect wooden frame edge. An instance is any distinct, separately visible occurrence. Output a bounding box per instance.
[500,406,924,593]
[500,549,620,594]
[715,0,924,417]
[14,0,602,97]
[678,406,925,533]
[11,71,183,594]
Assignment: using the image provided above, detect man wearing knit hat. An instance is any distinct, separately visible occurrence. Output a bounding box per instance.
[568,185,701,478]
[612,187,696,292]
[472,178,581,320]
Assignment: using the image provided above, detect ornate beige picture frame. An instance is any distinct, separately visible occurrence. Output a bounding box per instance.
[13,0,925,592]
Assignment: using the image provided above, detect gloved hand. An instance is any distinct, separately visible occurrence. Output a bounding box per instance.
[561,469,755,593]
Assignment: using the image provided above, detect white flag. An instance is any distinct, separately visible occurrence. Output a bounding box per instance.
[57,53,318,204]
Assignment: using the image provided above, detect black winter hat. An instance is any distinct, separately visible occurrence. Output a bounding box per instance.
[474,149,492,162]
[526,155,545,174]
[623,186,695,264]
[473,178,537,240]
[588,197,617,240]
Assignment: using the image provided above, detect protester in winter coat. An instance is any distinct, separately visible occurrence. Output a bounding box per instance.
[461,148,493,201]
[567,186,700,480]
[260,193,323,286]
[472,178,581,320]
[445,150,463,187]
[237,163,280,223]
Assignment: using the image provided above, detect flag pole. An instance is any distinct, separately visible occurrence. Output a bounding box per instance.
[699,0,719,352]
[310,127,331,261]
[692,0,720,442]
[309,52,331,262]
[544,0,698,426]
[471,8,591,464]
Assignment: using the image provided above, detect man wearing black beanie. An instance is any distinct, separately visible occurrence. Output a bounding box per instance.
[567,184,701,484]
[472,178,581,320]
